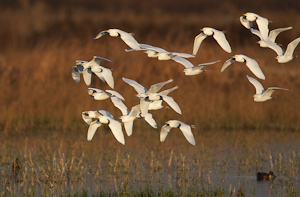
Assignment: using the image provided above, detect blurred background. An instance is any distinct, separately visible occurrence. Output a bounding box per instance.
[1,0,300,134]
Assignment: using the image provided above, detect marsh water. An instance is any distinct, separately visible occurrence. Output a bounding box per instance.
[1,129,299,196]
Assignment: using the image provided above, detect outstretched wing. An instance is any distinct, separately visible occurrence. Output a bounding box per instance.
[159,86,178,95]
[171,52,195,58]
[284,37,300,58]
[243,55,265,80]
[87,120,102,141]
[263,87,288,98]
[93,56,113,65]
[255,15,269,40]
[110,97,129,116]
[246,75,265,95]
[143,113,158,129]
[100,66,114,89]
[94,30,109,39]
[124,121,134,137]
[221,58,236,72]
[178,121,195,145]
[193,32,207,56]
[122,77,147,94]
[212,29,232,53]
[107,118,125,145]
[161,95,182,114]
[172,56,194,69]
[148,79,173,94]
[160,124,172,142]
[105,90,125,100]
[82,68,92,86]
[268,27,292,43]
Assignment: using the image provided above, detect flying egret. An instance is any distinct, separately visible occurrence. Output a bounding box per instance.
[160,120,195,146]
[72,56,114,88]
[193,27,232,55]
[241,12,269,40]
[250,27,292,48]
[82,110,125,144]
[221,54,265,80]
[122,78,181,116]
[246,75,288,102]
[94,28,141,50]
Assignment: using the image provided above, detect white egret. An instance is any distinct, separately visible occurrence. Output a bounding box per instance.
[82,110,125,144]
[221,54,265,80]
[246,75,288,102]
[241,12,269,40]
[193,27,232,55]
[160,120,195,146]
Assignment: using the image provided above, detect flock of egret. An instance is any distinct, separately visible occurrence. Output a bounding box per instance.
[71,12,299,145]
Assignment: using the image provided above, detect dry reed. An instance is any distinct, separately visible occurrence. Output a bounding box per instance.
[0,0,299,134]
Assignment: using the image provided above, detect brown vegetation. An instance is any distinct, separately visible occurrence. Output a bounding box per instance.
[0,0,300,133]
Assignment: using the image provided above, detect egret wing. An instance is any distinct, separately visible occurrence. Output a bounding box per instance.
[106,90,125,100]
[140,98,151,117]
[148,79,173,94]
[160,124,172,142]
[98,110,114,119]
[159,86,178,95]
[172,56,194,69]
[71,66,80,83]
[240,16,253,29]
[93,56,113,65]
[263,87,288,98]
[171,52,195,58]
[82,68,92,85]
[197,60,220,68]
[100,67,114,89]
[250,28,263,40]
[221,58,236,72]
[94,30,109,39]
[107,118,125,145]
[178,121,195,145]
[161,95,182,114]
[212,29,232,53]
[268,27,292,43]
[246,75,264,95]
[124,121,134,136]
[111,97,129,116]
[284,37,300,58]
[243,55,265,80]
[143,113,158,129]
[117,29,141,50]
[87,120,102,141]
[122,77,147,94]
[256,16,269,40]
[193,32,207,55]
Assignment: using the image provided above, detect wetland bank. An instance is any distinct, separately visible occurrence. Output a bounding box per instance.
[1,0,300,196]
[1,128,299,196]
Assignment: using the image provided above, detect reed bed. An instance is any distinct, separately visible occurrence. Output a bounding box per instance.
[1,0,300,133]
[0,129,299,196]
[0,1,300,195]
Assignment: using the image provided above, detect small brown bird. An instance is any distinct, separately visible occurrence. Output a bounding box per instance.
[257,171,276,181]
[12,158,22,176]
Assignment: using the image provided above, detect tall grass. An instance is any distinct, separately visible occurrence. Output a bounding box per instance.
[0,0,300,133]
[0,129,299,196]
